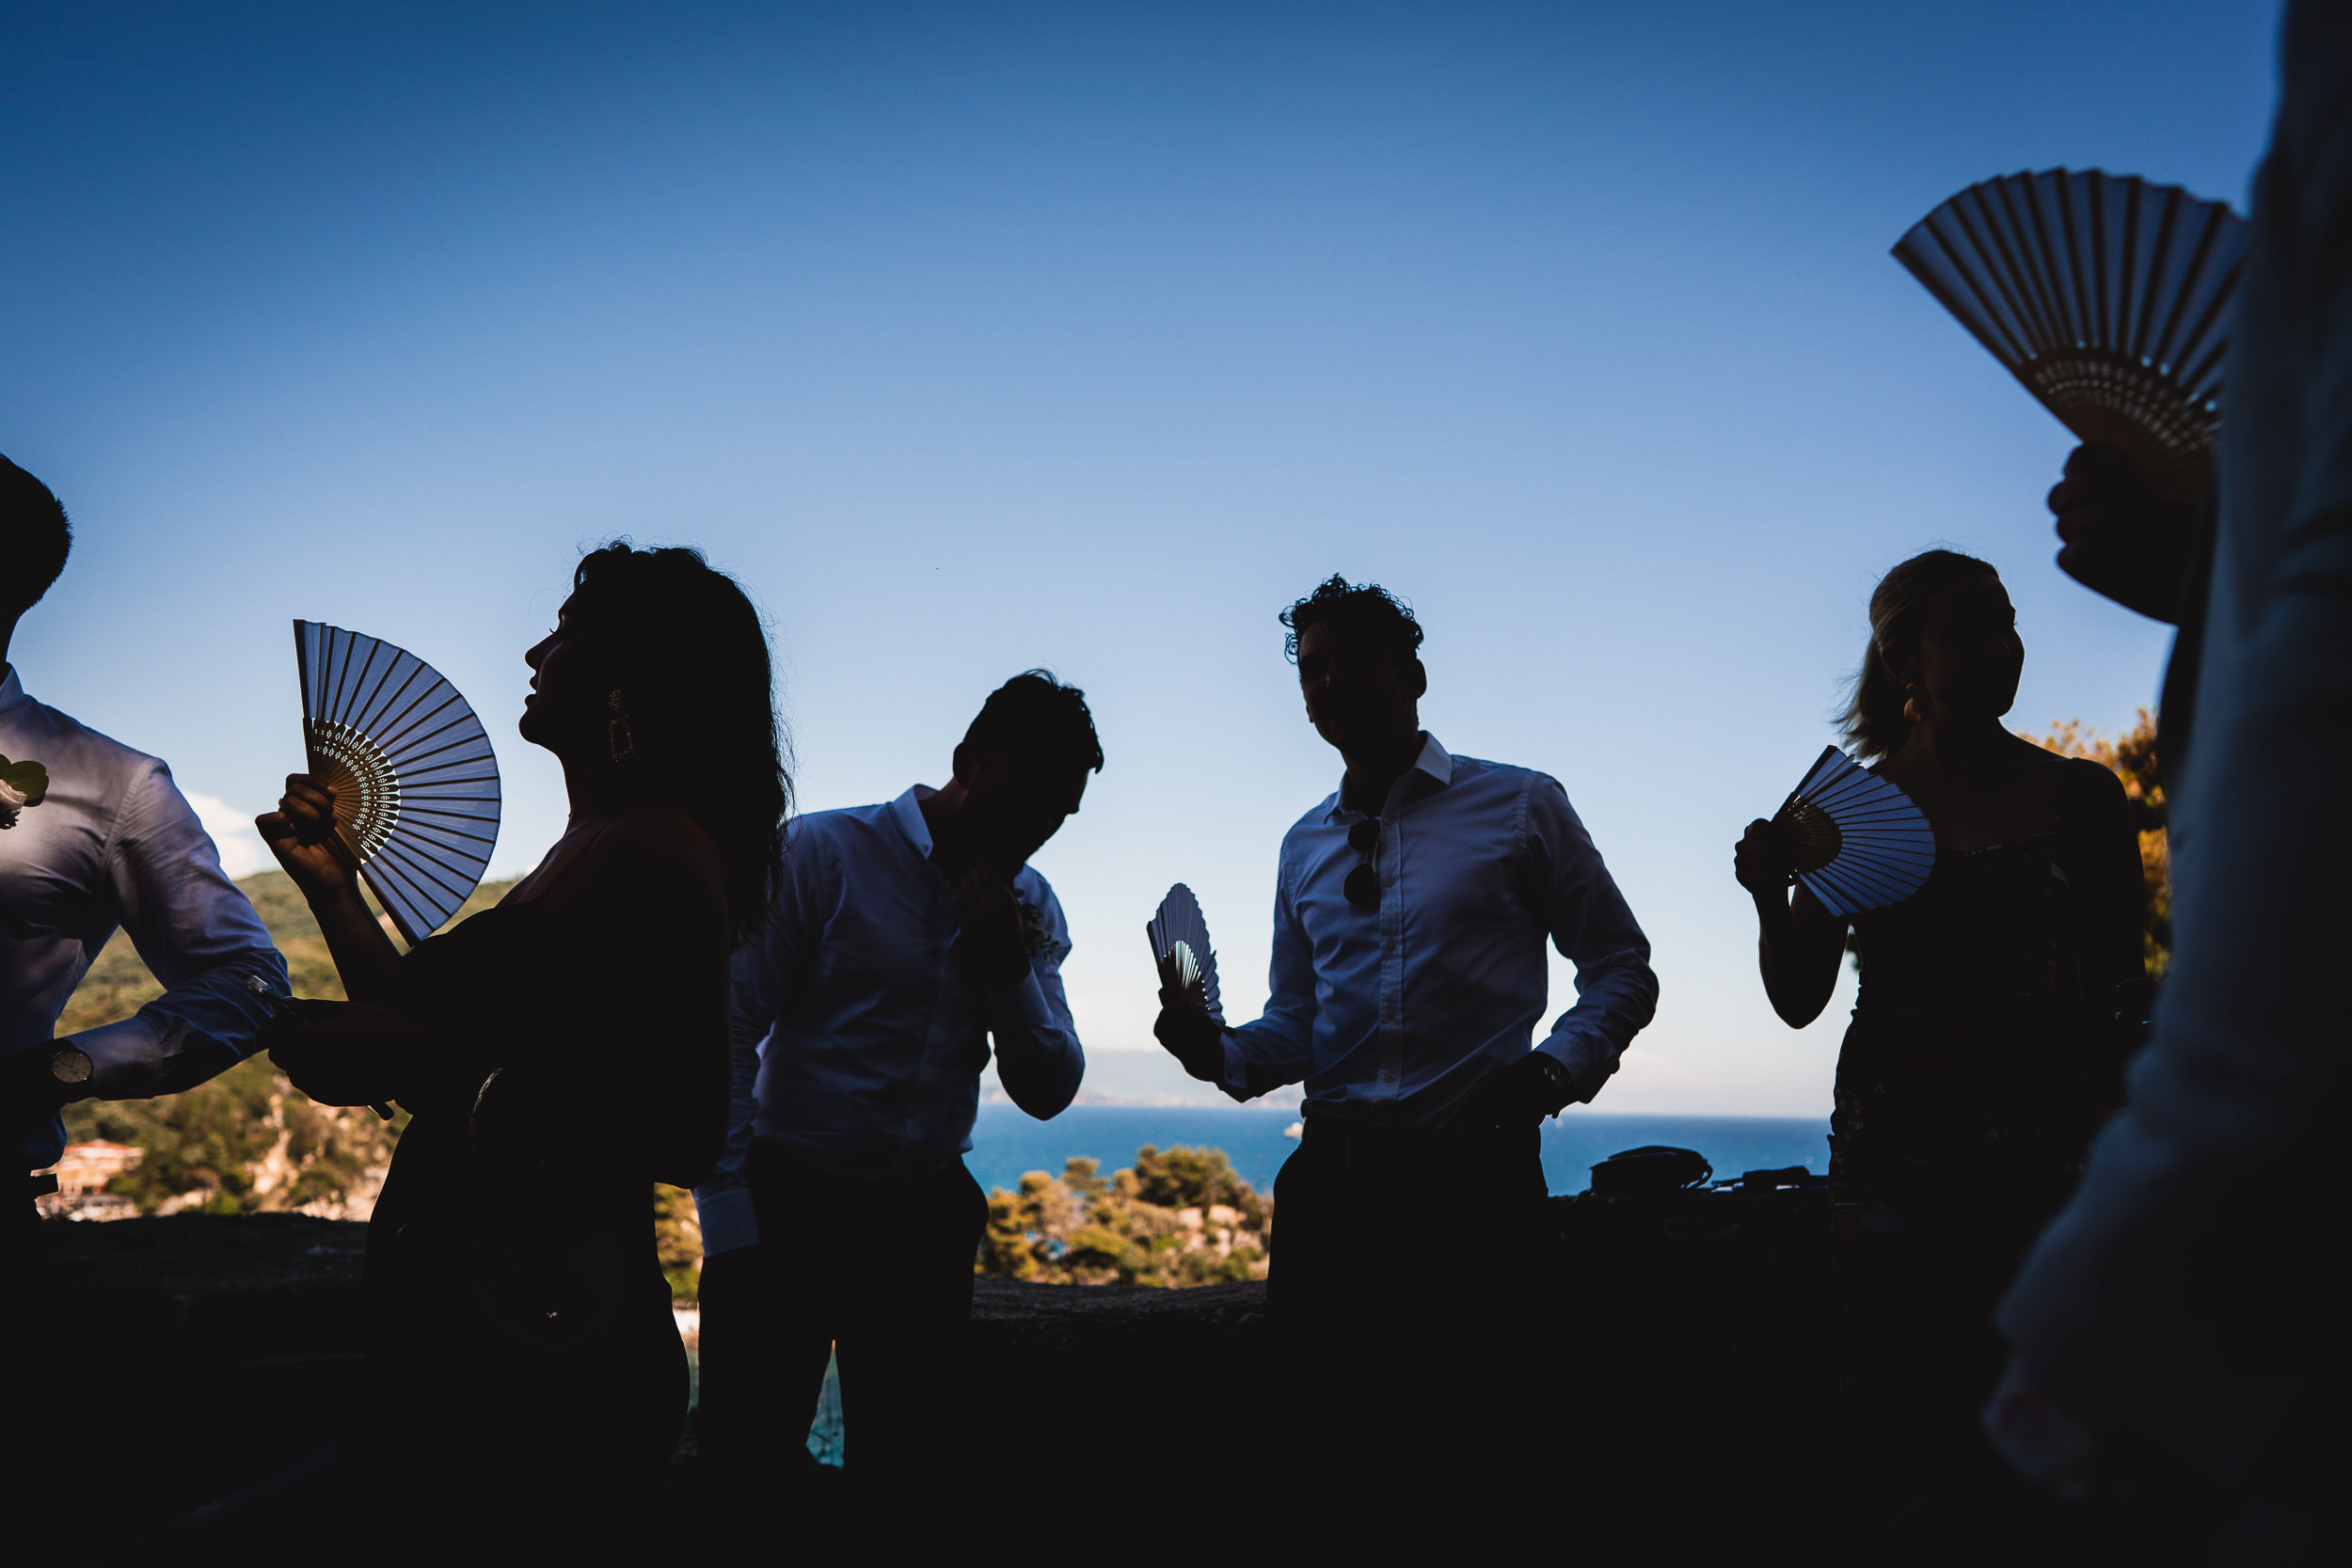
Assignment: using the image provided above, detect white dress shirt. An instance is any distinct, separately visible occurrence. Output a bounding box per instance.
[693,785,1084,1253]
[1220,733,1657,1128]
[1996,2,2352,1487]
[2,666,287,1169]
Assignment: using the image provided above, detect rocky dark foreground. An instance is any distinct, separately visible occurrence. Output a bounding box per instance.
[39,1188,1852,1562]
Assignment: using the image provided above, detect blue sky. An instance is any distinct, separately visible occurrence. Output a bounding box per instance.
[2,1,2283,1113]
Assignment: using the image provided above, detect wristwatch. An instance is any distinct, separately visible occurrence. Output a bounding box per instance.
[47,1043,94,1093]
[6,1041,94,1110]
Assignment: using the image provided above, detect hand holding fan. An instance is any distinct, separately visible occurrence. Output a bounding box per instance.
[1147,883,1225,1024]
[294,621,501,943]
[1893,168,2246,504]
[1770,747,1935,918]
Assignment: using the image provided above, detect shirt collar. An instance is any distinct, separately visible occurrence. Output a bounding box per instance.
[1326,731,1453,821]
[889,784,937,858]
[0,665,26,721]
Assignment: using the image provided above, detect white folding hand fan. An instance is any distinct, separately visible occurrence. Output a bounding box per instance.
[1893,168,2246,504]
[1772,747,1935,918]
[1147,883,1224,1024]
[294,620,501,943]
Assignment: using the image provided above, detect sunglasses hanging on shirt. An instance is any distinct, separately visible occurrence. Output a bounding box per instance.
[1343,817,1382,911]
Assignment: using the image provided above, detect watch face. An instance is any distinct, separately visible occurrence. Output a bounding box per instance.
[51,1047,93,1085]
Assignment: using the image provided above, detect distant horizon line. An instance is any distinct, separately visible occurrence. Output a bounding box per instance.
[986,1095,1827,1124]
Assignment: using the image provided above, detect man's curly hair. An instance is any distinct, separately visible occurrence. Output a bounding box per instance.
[1279,575,1423,667]
[1,454,72,615]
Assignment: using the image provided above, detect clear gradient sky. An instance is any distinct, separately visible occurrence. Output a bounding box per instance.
[2,2,2284,1113]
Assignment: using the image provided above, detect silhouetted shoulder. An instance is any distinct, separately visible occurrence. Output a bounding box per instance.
[789,800,900,858]
[568,803,728,908]
[2053,753,2130,820]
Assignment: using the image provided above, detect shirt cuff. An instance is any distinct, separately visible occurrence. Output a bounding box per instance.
[693,1182,761,1257]
[1220,1037,1251,1098]
[69,1016,174,1101]
[985,969,1055,1035]
[1535,1033,1614,1102]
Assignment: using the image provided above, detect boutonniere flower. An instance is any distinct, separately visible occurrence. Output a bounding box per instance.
[1019,900,1057,958]
[0,755,50,830]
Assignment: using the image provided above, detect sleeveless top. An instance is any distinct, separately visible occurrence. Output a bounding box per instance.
[1833,759,2141,1201]
[368,895,675,1367]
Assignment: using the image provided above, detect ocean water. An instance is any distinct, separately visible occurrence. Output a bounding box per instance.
[968,1101,1829,1198]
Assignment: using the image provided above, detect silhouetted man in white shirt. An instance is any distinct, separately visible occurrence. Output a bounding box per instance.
[693,671,1097,1509]
[1155,577,1657,1515]
[0,452,286,1557]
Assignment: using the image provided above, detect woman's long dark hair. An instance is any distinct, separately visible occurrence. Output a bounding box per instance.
[1842,548,2000,759]
[568,542,790,939]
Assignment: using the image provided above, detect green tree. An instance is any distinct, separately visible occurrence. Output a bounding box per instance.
[654,1184,704,1300]
[79,1054,405,1215]
[977,1145,1271,1289]
[54,869,503,1214]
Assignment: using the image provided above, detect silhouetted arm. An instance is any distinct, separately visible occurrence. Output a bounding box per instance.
[693,823,821,1256]
[2059,760,2149,1103]
[2070,762,2146,994]
[257,774,404,1005]
[986,881,1084,1119]
[1219,861,1318,1101]
[72,761,288,1099]
[1736,818,1848,1027]
[1998,18,2352,1484]
[1527,776,1657,1101]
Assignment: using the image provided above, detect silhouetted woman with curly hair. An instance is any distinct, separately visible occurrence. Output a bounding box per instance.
[260,543,788,1555]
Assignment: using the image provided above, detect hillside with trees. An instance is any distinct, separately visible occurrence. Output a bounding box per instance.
[978,1145,1271,1286]
[49,870,1264,1298]
[56,870,509,1216]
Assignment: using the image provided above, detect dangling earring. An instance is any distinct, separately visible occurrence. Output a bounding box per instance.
[607,689,636,763]
[1901,685,1925,724]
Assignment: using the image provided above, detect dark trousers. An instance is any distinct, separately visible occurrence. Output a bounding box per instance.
[704,1139,986,1500]
[1270,1116,1555,1510]
[1835,1170,2091,1560]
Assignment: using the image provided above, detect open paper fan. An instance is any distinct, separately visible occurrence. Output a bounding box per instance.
[1772,747,1935,918]
[1146,883,1224,1024]
[294,621,501,944]
[1894,168,2246,504]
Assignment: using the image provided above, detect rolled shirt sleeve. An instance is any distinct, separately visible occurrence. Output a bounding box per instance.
[69,762,285,1101]
[981,885,1083,1120]
[1525,775,1660,1101]
[1210,738,1656,1126]
[1224,865,1319,1101]
[701,789,1092,1187]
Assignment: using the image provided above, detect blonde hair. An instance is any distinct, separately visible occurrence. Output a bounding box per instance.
[1842,549,2000,758]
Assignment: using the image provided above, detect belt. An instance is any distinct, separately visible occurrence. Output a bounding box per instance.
[1300,1111,1526,1167]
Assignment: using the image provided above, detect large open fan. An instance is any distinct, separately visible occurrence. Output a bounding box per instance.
[1893,168,2246,504]
[1772,747,1935,918]
[294,620,501,943]
[1147,883,1224,1024]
